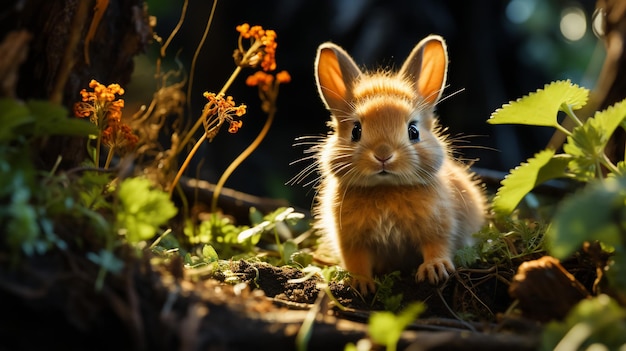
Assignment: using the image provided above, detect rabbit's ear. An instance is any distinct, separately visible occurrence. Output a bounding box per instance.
[314,42,361,116]
[399,35,448,105]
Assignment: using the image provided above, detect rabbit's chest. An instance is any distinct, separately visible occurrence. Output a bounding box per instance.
[339,184,449,241]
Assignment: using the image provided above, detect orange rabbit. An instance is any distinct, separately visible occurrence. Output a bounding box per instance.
[310,35,487,294]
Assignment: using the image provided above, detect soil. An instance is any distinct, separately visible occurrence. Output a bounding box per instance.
[1,231,594,351]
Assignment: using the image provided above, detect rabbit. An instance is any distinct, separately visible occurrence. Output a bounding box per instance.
[301,35,487,294]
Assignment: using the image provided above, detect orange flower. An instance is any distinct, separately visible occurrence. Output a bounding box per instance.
[234,23,278,72]
[74,79,125,127]
[276,70,291,84]
[101,118,139,154]
[107,99,124,123]
[202,92,247,137]
[245,70,291,114]
[228,120,243,133]
[246,71,274,91]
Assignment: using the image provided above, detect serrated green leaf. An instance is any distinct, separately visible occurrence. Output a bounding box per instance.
[563,122,604,181]
[493,149,570,214]
[488,80,588,127]
[547,176,626,259]
[595,97,626,138]
[562,98,626,181]
[116,177,178,244]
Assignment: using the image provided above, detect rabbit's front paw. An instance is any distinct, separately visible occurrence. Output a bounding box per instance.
[416,258,454,285]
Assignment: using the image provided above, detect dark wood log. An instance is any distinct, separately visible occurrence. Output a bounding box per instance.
[177,176,307,225]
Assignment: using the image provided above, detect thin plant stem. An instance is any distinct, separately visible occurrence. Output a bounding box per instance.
[186,0,219,122]
[554,103,582,137]
[178,38,261,154]
[561,103,584,127]
[104,147,115,169]
[169,132,207,196]
[171,61,248,194]
[95,132,102,167]
[161,0,189,58]
[178,65,242,153]
[601,152,621,176]
[211,103,276,213]
[554,123,573,137]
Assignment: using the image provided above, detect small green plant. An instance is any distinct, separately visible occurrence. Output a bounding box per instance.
[455,218,548,267]
[541,294,626,351]
[0,98,97,258]
[180,206,309,266]
[488,80,626,215]
[344,302,425,351]
[488,79,626,349]
[115,176,178,245]
[372,271,403,312]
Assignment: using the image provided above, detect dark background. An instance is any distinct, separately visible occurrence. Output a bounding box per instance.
[128,0,601,210]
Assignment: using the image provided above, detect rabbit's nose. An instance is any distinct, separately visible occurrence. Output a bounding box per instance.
[375,154,392,163]
[374,144,394,163]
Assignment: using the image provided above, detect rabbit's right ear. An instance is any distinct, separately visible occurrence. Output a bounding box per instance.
[314,43,361,116]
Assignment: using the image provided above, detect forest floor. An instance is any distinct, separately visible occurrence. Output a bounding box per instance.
[0,214,597,351]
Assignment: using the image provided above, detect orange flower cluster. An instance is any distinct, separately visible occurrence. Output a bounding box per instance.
[102,120,139,154]
[74,79,125,126]
[235,23,277,71]
[202,92,247,135]
[246,70,291,91]
[74,79,138,156]
[245,70,291,113]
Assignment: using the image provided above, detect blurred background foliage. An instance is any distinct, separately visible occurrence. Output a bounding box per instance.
[127,0,601,211]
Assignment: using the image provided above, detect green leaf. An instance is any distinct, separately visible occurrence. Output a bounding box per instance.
[27,100,97,137]
[249,207,264,225]
[541,295,626,351]
[563,122,604,181]
[6,187,40,256]
[563,98,626,181]
[0,98,34,141]
[289,250,313,268]
[87,249,124,273]
[369,302,425,351]
[606,253,626,292]
[0,99,97,141]
[201,244,219,262]
[116,177,178,244]
[595,97,626,139]
[547,176,626,259]
[492,149,570,214]
[76,171,113,210]
[282,239,298,264]
[488,80,588,127]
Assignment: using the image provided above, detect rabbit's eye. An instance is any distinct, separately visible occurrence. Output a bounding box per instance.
[408,121,420,143]
[351,121,362,142]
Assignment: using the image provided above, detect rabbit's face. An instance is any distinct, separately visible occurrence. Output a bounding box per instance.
[322,73,445,187]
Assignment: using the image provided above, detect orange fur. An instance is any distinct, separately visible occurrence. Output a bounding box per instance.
[311,35,487,294]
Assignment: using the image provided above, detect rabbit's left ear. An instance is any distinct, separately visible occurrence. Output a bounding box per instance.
[399,35,448,105]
